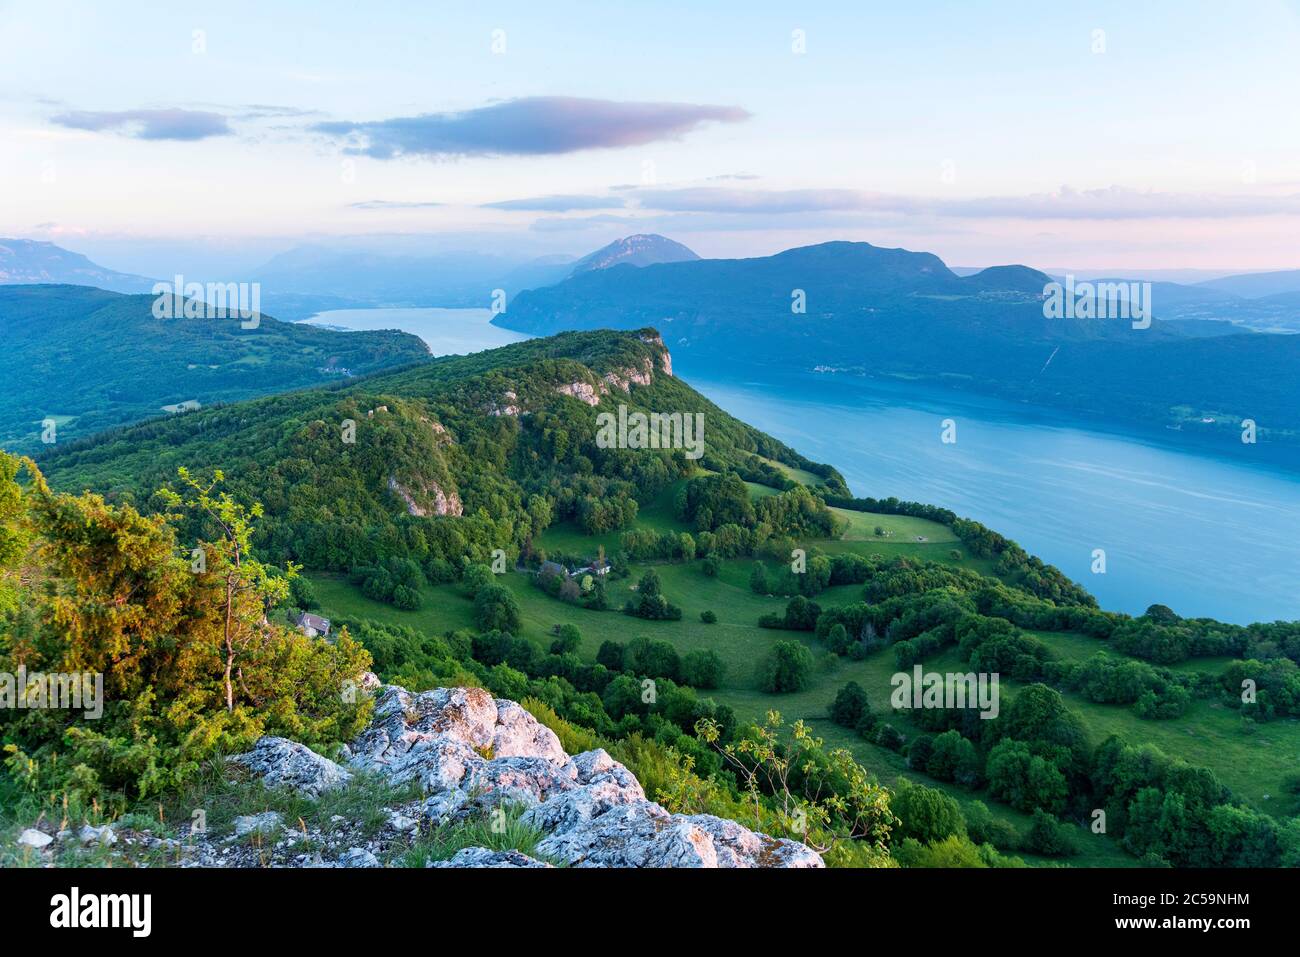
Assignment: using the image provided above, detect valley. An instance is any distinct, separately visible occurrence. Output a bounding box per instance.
[18,326,1296,869]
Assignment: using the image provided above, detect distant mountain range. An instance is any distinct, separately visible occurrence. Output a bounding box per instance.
[494,240,1300,443]
[5,234,1299,442]
[0,284,427,452]
[0,234,702,320]
[0,238,157,294]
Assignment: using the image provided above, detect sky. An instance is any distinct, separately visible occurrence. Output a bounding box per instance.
[2,0,1300,277]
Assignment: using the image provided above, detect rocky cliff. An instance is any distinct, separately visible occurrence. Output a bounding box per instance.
[57,685,821,869]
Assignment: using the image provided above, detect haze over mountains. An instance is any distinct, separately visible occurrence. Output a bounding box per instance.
[5,232,1300,444]
[495,240,1300,443]
[0,238,157,294]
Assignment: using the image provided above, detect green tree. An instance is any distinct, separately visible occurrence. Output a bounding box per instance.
[161,468,296,713]
[760,641,814,693]
[829,681,870,728]
[474,583,522,633]
[681,650,725,689]
[892,781,966,844]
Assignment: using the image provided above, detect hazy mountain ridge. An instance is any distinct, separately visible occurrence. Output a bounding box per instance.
[495,240,1300,442]
[0,284,429,452]
[0,238,157,294]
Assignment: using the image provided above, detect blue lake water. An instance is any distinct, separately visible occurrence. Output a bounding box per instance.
[306,307,1300,625]
[304,307,528,356]
[679,360,1300,626]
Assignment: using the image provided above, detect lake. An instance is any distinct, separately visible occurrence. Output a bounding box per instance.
[307,307,1300,625]
[304,307,529,356]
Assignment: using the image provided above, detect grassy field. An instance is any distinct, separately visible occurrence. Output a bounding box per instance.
[306,480,1300,866]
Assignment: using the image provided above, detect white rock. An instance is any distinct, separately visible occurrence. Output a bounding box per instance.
[233,812,284,838]
[386,810,419,832]
[493,699,568,764]
[227,737,352,797]
[78,824,117,847]
[428,847,552,868]
[17,828,52,849]
[329,686,826,869]
[687,815,824,868]
[534,801,719,868]
[422,788,470,824]
[338,847,381,868]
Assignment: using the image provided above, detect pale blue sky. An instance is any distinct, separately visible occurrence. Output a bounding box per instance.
[2,0,1299,274]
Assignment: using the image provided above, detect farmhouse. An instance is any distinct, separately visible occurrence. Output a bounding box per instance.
[295,612,331,638]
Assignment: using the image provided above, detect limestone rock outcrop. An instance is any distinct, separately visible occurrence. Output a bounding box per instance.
[224,684,824,869]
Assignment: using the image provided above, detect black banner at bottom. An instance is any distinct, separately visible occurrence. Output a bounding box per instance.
[0,865,1277,944]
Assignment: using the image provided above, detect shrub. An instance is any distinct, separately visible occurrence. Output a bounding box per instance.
[892,781,966,845]
[681,650,725,689]
[549,623,582,656]
[1023,809,1078,857]
[759,641,814,693]
[875,723,905,751]
[596,640,626,671]
[700,610,718,624]
[625,636,681,682]
[474,583,522,633]
[829,681,870,729]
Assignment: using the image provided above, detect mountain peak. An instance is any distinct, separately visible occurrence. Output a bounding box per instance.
[0,238,156,294]
[569,234,700,276]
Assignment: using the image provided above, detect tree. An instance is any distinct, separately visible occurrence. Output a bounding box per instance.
[549,623,582,656]
[696,710,897,855]
[474,583,522,633]
[1024,809,1078,857]
[829,681,870,728]
[760,641,814,693]
[596,640,626,671]
[682,650,725,689]
[391,583,422,611]
[161,468,295,713]
[907,734,936,772]
[986,739,1068,814]
[0,453,31,615]
[700,609,718,624]
[927,729,980,786]
[892,781,966,845]
[625,636,681,681]
[602,673,648,719]
[289,574,319,610]
[6,460,373,805]
[875,723,905,751]
[462,563,495,598]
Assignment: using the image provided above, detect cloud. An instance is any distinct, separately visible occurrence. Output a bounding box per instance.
[485,194,627,212]
[529,213,640,232]
[348,199,444,209]
[49,108,232,141]
[627,185,1300,220]
[312,96,750,159]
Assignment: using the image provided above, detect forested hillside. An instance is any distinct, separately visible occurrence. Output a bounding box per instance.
[0,284,429,452]
[7,328,1298,869]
